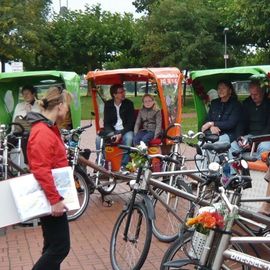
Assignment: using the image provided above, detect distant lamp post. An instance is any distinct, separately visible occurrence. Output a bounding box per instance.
[223,27,229,68]
[59,0,69,14]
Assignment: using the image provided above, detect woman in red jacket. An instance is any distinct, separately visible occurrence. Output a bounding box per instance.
[26,87,70,270]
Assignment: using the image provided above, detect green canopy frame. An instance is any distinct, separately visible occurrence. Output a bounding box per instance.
[0,70,81,128]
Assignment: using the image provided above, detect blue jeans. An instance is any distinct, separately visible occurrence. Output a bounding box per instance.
[230,135,270,160]
[121,131,134,166]
[95,131,134,167]
[133,130,154,146]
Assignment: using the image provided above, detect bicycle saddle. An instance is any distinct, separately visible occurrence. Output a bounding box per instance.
[202,142,231,153]
[224,175,252,190]
[204,133,219,143]
[98,130,115,139]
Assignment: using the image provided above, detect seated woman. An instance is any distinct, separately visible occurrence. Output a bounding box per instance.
[13,85,40,123]
[201,80,242,144]
[133,94,162,146]
[11,85,41,165]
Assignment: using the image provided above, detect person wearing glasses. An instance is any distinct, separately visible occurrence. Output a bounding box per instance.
[97,84,135,169]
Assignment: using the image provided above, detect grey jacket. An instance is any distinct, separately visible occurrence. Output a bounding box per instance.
[134,108,162,138]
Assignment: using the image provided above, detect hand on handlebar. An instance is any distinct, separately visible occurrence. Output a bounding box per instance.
[112,134,122,143]
[210,126,221,135]
[238,137,251,149]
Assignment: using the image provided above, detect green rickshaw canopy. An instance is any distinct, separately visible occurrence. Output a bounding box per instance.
[0,70,81,128]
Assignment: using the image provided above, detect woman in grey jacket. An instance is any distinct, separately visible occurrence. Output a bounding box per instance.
[133,94,162,145]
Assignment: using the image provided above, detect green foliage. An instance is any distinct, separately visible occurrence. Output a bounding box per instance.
[35,5,138,73]
[0,0,52,71]
[2,0,270,72]
[209,0,270,65]
[137,0,224,69]
[126,150,148,172]
[132,0,160,13]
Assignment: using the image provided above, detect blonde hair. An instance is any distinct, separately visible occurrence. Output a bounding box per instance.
[38,87,72,111]
[142,94,159,111]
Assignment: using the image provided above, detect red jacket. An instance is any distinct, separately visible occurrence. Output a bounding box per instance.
[27,120,68,205]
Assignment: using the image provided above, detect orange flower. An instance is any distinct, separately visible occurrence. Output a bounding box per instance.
[186,216,199,226]
[186,211,225,232]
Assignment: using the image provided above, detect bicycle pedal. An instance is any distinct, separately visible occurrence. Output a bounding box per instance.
[76,187,84,193]
[102,199,114,207]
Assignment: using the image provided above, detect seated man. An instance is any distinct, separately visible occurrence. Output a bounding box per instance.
[96,84,135,169]
[230,81,270,159]
[12,85,41,164]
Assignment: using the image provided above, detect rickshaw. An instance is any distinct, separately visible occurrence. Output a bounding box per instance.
[190,65,270,211]
[0,70,81,127]
[0,70,91,221]
[86,67,184,173]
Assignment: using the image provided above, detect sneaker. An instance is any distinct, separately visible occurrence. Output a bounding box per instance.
[120,166,129,175]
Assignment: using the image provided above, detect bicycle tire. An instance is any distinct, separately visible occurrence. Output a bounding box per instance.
[110,203,152,270]
[160,234,251,270]
[160,234,195,270]
[152,177,193,243]
[67,166,90,221]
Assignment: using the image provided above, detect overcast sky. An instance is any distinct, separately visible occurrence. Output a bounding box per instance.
[51,0,141,17]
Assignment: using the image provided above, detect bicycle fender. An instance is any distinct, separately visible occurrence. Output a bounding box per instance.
[141,194,155,221]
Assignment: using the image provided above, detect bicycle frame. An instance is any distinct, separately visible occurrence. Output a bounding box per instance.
[209,189,270,269]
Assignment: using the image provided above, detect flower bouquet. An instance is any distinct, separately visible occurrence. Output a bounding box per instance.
[126,142,148,173]
[186,208,225,258]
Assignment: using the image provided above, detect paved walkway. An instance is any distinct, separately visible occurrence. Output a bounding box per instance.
[0,184,170,270]
[0,121,185,270]
[1,121,266,269]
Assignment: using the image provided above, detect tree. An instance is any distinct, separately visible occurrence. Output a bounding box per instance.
[132,0,160,13]
[0,0,52,71]
[210,0,270,66]
[137,0,224,69]
[36,5,138,73]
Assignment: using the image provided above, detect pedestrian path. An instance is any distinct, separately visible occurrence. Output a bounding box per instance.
[0,183,169,270]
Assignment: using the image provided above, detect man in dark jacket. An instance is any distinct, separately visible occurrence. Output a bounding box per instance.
[98,84,135,168]
[230,81,270,159]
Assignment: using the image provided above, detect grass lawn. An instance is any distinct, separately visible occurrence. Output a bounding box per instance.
[80,95,198,134]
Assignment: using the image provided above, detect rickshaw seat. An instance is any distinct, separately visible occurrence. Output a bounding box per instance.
[149,138,162,146]
[248,160,268,172]
[248,151,269,172]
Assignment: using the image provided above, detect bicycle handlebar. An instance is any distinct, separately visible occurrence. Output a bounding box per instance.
[164,123,205,142]
[118,144,180,164]
[62,124,92,135]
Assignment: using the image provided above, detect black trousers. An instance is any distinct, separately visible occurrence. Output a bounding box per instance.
[32,213,70,270]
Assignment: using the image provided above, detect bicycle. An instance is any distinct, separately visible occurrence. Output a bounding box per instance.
[151,125,207,243]
[109,143,218,270]
[160,181,270,270]
[0,123,28,180]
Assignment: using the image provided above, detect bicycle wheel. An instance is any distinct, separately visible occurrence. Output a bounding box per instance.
[160,234,196,270]
[67,167,90,221]
[160,234,251,270]
[152,177,193,243]
[110,203,152,270]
